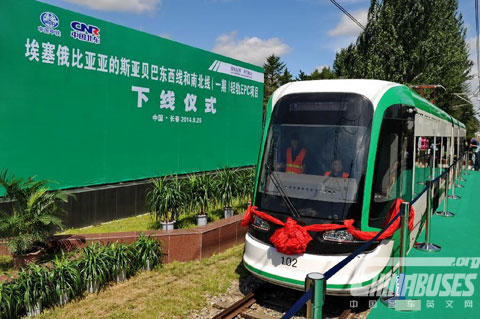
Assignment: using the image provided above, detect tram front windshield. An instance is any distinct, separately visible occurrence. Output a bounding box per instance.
[257,93,373,221]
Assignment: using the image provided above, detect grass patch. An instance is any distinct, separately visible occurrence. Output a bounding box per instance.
[38,243,246,319]
[60,200,248,235]
[60,214,155,235]
[0,255,13,271]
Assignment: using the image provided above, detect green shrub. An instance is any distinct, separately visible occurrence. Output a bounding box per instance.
[145,166,256,226]
[184,173,217,216]
[51,252,82,305]
[217,167,238,208]
[78,243,113,293]
[106,242,135,281]
[0,171,71,256]
[0,255,13,271]
[0,235,164,317]
[236,168,256,202]
[0,281,22,319]
[17,263,54,316]
[146,176,185,223]
[135,234,162,271]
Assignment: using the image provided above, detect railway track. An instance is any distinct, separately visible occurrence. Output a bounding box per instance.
[338,309,352,319]
[212,284,358,319]
[212,284,265,319]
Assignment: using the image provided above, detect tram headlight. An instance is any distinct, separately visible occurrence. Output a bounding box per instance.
[252,216,270,231]
[322,230,359,243]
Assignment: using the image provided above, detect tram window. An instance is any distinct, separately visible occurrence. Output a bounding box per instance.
[256,93,374,221]
[414,136,434,189]
[416,137,429,180]
[369,105,414,228]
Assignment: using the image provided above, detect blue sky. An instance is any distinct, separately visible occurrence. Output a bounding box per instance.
[37,0,478,87]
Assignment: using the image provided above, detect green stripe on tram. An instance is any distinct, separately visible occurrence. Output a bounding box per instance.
[244,260,396,289]
[244,262,304,286]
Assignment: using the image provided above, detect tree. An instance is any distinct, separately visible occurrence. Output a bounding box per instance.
[279,68,293,86]
[310,67,337,80]
[333,0,478,134]
[296,70,310,81]
[296,67,337,81]
[263,55,286,108]
[0,171,70,256]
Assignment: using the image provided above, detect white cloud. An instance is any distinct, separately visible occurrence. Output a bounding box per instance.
[62,0,162,14]
[324,8,367,53]
[212,31,291,66]
[327,8,368,37]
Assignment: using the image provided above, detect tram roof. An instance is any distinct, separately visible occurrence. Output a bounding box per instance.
[271,79,399,108]
[272,79,465,129]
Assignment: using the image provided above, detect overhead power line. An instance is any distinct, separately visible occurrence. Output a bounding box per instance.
[329,0,365,30]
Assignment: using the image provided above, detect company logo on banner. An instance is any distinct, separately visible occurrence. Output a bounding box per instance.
[209,60,264,83]
[70,21,100,44]
[38,12,61,37]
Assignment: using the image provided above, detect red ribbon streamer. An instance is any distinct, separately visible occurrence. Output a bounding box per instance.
[243,199,414,255]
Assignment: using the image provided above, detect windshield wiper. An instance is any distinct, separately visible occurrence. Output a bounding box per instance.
[265,163,301,219]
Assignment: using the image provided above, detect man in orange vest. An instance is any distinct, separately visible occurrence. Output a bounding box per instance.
[284,133,307,174]
[324,159,349,178]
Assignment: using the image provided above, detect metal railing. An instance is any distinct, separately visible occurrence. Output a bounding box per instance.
[281,152,468,319]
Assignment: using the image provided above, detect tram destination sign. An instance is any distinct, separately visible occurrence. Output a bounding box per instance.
[0,0,264,191]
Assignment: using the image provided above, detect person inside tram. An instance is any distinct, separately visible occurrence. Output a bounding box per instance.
[324,159,350,178]
[275,132,309,174]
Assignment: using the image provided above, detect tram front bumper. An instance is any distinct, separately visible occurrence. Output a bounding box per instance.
[243,232,398,296]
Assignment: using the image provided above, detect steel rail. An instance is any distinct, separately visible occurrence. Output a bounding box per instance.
[338,308,352,319]
[212,285,265,319]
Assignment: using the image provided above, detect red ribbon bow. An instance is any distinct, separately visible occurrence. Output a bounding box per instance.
[242,199,414,255]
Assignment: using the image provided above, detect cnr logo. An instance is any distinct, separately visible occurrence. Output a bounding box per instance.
[70,21,100,36]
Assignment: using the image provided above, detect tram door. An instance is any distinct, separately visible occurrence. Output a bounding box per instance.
[369,105,414,229]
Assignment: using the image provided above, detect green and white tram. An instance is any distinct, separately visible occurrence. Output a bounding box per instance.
[243,79,466,295]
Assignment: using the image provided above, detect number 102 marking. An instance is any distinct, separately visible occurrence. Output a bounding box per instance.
[281,256,297,268]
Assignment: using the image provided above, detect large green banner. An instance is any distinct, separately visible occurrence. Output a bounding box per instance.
[0,0,263,191]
